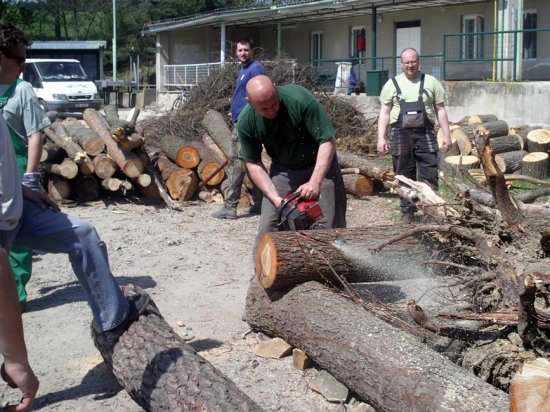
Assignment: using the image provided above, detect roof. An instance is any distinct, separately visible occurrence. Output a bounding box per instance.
[143,0,486,33]
[29,40,107,50]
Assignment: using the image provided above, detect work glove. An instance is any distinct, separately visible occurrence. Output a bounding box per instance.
[22,172,42,192]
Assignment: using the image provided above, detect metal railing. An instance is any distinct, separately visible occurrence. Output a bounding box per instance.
[164,62,223,88]
[443,28,550,81]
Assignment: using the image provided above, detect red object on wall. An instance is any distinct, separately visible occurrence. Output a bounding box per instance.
[357,28,366,51]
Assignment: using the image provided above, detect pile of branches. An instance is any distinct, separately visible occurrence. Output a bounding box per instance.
[140,56,370,152]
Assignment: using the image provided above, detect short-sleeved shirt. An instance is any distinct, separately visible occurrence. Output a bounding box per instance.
[379,72,446,125]
[231,60,266,124]
[0,115,23,231]
[0,80,51,143]
[238,84,334,169]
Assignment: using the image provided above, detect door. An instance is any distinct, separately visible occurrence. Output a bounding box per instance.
[395,20,421,75]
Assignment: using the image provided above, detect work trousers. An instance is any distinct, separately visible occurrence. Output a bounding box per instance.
[223,128,262,209]
[0,199,129,332]
[390,125,439,213]
[256,155,347,241]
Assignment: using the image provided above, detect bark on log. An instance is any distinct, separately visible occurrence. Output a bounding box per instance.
[337,151,393,182]
[136,179,162,202]
[118,132,145,152]
[47,176,72,200]
[44,159,79,180]
[201,110,235,159]
[73,175,100,202]
[93,154,117,180]
[526,129,550,153]
[103,104,134,141]
[342,173,374,197]
[255,227,442,290]
[476,120,510,139]
[84,109,144,178]
[41,141,65,163]
[521,152,549,180]
[92,285,262,412]
[450,125,476,155]
[489,134,524,154]
[495,150,528,173]
[467,114,499,125]
[63,117,105,156]
[202,133,227,163]
[157,156,199,201]
[44,121,94,173]
[159,135,200,168]
[245,279,509,412]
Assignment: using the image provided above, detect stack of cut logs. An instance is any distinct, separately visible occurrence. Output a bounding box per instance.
[439,114,550,180]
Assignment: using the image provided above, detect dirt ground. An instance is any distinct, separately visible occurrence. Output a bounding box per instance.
[0,187,411,411]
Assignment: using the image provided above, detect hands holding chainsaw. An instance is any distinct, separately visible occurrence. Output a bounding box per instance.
[295,181,321,201]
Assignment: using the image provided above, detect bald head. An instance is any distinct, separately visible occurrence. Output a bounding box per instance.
[245,75,279,119]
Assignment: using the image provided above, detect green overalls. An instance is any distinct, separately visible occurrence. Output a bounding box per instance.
[0,79,34,304]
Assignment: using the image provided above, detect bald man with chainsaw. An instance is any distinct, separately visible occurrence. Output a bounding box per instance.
[237,75,346,241]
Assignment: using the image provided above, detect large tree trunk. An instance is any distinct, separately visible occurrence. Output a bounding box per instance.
[44,120,95,173]
[245,279,509,412]
[84,109,144,178]
[489,134,524,154]
[255,227,442,290]
[63,117,105,156]
[201,110,234,160]
[476,120,510,138]
[92,285,261,412]
[157,156,198,201]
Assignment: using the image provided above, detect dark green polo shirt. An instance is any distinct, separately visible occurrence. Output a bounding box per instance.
[237,84,334,169]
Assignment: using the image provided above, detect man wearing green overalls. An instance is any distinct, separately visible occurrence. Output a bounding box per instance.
[0,22,51,309]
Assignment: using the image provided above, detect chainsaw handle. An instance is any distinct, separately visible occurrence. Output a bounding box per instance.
[277,192,301,225]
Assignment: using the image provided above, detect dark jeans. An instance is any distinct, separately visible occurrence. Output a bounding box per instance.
[390,125,439,214]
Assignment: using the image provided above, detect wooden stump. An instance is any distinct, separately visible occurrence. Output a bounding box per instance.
[177,145,201,169]
[495,150,528,173]
[526,129,550,153]
[342,174,374,197]
[522,152,549,180]
[450,126,474,155]
[93,154,117,180]
[199,161,226,187]
[92,285,261,412]
[442,155,480,178]
[255,227,442,290]
[245,279,509,411]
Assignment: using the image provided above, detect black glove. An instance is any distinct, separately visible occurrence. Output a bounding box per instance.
[22,172,42,192]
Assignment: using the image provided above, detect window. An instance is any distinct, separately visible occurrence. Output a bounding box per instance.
[523,10,537,59]
[462,14,484,59]
[311,31,323,66]
[350,26,366,57]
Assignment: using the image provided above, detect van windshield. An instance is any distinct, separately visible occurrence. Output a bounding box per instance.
[34,61,88,81]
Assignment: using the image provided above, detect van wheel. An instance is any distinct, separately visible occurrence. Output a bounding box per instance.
[38,99,48,112]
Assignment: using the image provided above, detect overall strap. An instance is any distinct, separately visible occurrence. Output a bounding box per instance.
[417,73,426,100]
[391,77,403,100]
[0,79,22,112]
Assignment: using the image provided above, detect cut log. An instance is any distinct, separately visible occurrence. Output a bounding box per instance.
[475,120,510,139]
[157,156,199,201]
[134,173,152,188]
[176,145,201,169]
[41,141,65,163]
[92,284,262,412]
[159,135,199,168]
[73,175,100,202]
[136,179,162,201]
[202,133,227,163]
[337,151,393,182]
[510,358,550,412]
[44,159,79,180]
[442,155,480,178]
[198,161,225,186]
[437,124,460,149]
[495,150,528,173]
[44,121,94,173]
[126,107,140,126]
[489,134,524,154]
[521,152,549,180]
[47,176,72,200]
[526,129,550,153]
[83,109,144,178]
[342,173,374,197]
[93,154,117,180]
[63,117,105,156]
[201,109,235,159]
[245,279,509,411]
[103,104,134,141]
[467,114,499,125]
[118,132,145,152]
[255,226,443,290]
[101,178,123,192]
[450,125,476,155]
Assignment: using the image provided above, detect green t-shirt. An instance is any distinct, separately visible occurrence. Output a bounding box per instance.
[238,84,334,169]
[379,72,447,125]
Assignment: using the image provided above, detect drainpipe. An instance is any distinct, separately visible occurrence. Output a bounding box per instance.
[515,0,523,80]
[277,21,282,57]
[221,22,226,64]
[371,4,377,70]
[496,0,504,80]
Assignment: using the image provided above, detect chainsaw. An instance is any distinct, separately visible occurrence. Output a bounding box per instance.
[277,192,323,231]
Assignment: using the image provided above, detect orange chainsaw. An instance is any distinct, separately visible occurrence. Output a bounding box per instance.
[277,192,323,231]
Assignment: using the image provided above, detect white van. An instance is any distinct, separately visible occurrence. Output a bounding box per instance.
[22,58,101,112]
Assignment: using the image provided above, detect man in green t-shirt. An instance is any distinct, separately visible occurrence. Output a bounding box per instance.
[377,48,452,224]
[237,75,346,240]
